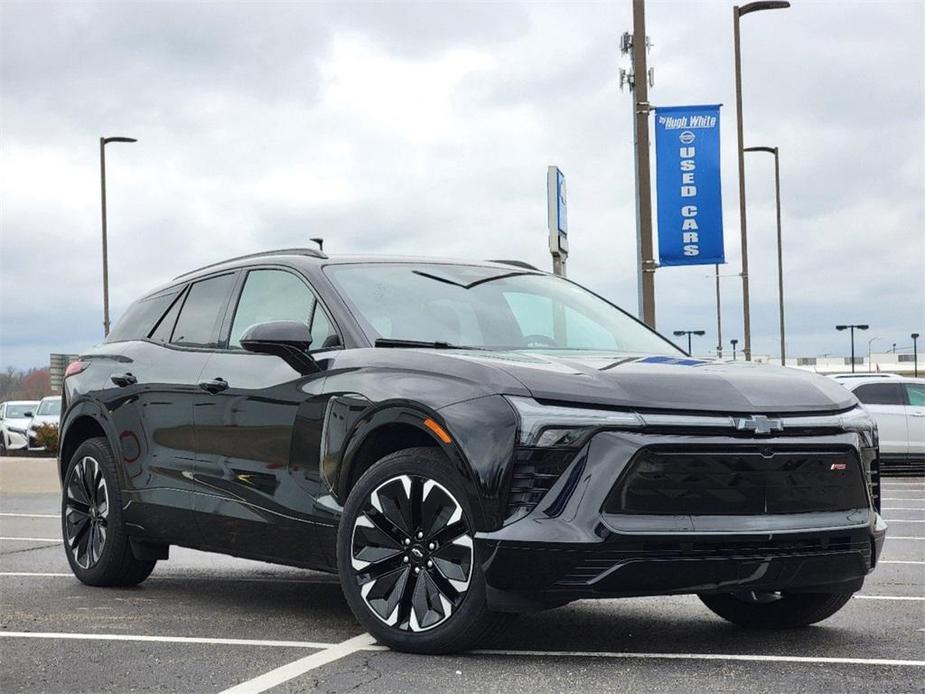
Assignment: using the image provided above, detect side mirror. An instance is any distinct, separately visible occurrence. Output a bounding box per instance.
[23,412,33,418]
[240,321,319,374]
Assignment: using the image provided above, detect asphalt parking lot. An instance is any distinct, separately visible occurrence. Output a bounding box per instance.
[1,456,923,693]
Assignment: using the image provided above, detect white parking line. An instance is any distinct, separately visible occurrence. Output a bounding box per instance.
[0,536,61,543]
[879,560,925,565]
[886,537,925,540]
[883,508,925,511]
[469,649,925,667]
[0,631,336,649]
[882,498,925,501]
[888,519,925,522]
[219,632,377,694]
[0,513,59,518]
[854,595,925,601]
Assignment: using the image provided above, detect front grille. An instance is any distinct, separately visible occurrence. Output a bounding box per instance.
[557,534,872,586]
[604,445,868,516]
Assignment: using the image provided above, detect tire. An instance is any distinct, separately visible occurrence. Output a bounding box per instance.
[698,590,854,629]
[61,437,156,586]
[337,447,511,654]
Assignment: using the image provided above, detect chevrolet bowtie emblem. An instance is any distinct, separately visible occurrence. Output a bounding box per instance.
[735,415,784,435]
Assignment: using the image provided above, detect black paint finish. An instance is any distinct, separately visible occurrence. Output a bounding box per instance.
[59,251,884,609]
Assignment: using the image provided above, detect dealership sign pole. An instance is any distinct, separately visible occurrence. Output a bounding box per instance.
[653,105,725,267]
[547,166,568,278]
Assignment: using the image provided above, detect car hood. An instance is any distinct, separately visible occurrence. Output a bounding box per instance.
[449,351,857,414]
[3,417,32,429]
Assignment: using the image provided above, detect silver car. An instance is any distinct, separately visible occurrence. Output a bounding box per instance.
[0,400,39,455]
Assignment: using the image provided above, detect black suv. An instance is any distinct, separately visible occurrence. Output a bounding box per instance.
[59,249,886,653]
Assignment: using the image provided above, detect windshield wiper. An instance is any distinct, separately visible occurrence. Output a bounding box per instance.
[374,338,484,350]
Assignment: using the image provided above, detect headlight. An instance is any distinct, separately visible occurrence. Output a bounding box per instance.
[506,396,643,447]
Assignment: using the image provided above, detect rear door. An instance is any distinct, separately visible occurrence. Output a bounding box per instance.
[904,382,925,457]
[111,272,237,543]
[191,266,341,566]
[852,382,909,457]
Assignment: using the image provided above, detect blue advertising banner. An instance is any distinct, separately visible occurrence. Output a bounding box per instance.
[654,104,724,266]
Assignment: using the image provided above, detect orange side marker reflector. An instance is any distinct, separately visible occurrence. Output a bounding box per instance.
[423,418,452,444]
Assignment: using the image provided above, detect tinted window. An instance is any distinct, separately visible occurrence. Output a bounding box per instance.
[106,289,180,343]
[853,383,905,406]
[4,404,35,418]
[229,270,315,348]
[149,290,186,343]
[171,274,236,348]
[325,264,680,354]
[906,383,925,407]
[310,304,340,349]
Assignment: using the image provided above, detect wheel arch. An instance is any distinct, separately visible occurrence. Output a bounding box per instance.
[59,402,119,483]
[329,401,489,530]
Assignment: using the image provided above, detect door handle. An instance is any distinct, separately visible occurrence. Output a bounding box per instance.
[199,377,228,394]
[111,372,137,387]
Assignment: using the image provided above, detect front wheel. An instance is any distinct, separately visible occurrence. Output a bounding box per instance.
[62,437,156,586]
[699,590,854,629]
[337,447,510,653]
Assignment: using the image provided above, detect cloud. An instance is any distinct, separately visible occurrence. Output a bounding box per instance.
[0,0,922,368]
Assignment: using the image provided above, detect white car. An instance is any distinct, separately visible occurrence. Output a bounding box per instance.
[0,400,39,455]
[829,373,902,381]
[27,395,62,451]
[840,377,925,473]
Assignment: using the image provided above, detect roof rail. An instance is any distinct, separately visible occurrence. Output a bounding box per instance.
[487,259,541,271]
[173,248,328,280]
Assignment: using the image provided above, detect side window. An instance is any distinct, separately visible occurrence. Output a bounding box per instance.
[310,304,341,349]
[106,289,180,343]
[905,383,925,407]
[171,274,236,348]
[148,289,186,343]
[853,383,905,406]
[229,270,315,348]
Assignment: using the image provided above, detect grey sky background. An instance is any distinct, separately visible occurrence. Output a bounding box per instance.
[1,0,922,368]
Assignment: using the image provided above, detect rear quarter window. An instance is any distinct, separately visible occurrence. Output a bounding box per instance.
[106,289,180,343]
[853,383,905,406]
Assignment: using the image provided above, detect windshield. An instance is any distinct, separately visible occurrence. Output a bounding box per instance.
[325,263,682,354]
[36,399,61,416]
[5,404,35,418]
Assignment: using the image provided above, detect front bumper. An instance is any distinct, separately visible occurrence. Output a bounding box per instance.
[476,430,886,611]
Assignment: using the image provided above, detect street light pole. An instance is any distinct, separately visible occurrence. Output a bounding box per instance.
[99,136,137,337]
[674,329,706,357]
[731,338,739,361]
[733,1,790,361]
[744,145,786,365]
[913,333,920,378]
[836,324,869,374]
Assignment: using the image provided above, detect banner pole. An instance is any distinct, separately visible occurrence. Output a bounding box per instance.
[631,0,656,328]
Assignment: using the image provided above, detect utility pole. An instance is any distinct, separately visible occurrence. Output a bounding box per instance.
[621,0,656,328]
[913,333,920,378]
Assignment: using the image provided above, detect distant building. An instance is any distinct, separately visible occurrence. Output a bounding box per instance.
[49,353,79,393]
[748,352,919,377]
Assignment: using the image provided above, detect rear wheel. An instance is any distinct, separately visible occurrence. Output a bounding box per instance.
[337,447,510,653]
[62,437,156,586]
[698,590,854,628]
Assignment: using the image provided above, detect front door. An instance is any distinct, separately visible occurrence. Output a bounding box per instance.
[192,267,340,568]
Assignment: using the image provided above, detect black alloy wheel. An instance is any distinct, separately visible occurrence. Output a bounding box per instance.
[61,437,157,586]
[338,447,510,653]
[64,455,110,569]
[351,473,473,632]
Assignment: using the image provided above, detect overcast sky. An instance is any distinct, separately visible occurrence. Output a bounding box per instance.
[1,0,922,369]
